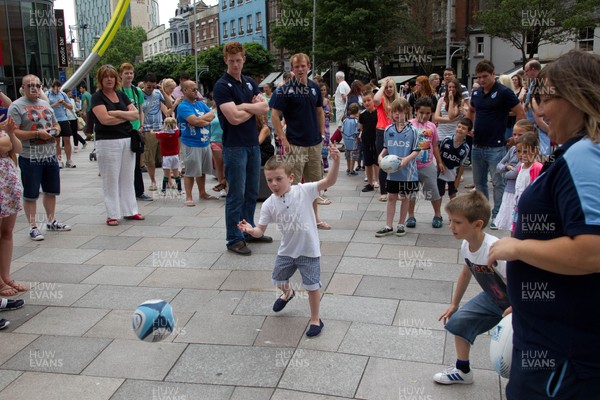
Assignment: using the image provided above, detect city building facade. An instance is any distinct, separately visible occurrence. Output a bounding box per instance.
[219,0,266,48]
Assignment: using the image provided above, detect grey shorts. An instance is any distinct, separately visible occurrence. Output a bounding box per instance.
[272,255,321,291]
[181,145,212,177]
[417,162,441,201]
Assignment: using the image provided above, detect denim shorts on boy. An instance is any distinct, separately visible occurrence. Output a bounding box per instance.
[416,162,441,201]
[437,179,458,197]
[161,155,180,170]
[445,291,504,345]
[385,180,419,196]
[18,156,61,200]
[272,255,321,291]
[345,148,361,161]
[507,348,600,400]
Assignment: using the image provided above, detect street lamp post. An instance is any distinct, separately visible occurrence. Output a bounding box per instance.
[193,0,199,83]
[311,0,316,70]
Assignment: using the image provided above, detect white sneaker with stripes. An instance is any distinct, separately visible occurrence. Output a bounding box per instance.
[433,366,473,384]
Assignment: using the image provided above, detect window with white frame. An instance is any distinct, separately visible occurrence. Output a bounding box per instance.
[476,36,484,56]
[231,20,236,36]
[256,12,262,31]
[247,15,252,32]
[223,22,228,38]
[209,22,214,38]
[578,27,594,52]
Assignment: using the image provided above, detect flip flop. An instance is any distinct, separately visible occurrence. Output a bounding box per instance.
[317,221,332,230]
[6,280,28,292]
[0,284,17,297]
[200,195,219,200]
[316,196,332,205]
[185,200,196,207]
[212,183,227,192]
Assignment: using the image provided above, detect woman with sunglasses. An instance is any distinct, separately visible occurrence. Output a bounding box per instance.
[91,65,144,226]
[489,50,600,399]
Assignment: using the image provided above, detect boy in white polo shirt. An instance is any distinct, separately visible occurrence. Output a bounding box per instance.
[238,145,340,337]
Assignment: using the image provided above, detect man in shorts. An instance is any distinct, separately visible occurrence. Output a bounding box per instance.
[9,75,71,241]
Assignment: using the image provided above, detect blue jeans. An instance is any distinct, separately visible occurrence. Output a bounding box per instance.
[472,146,506,218]
[223,145,260,247]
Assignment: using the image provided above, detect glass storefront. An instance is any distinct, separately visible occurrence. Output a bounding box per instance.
[0,0,59,100]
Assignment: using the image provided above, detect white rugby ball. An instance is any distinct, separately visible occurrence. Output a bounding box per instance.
[489,313,513,378]
[380,155,402,174]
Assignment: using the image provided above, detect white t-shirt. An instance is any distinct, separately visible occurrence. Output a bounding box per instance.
[334,80,350,111]
[259,182,320,258]
[515,164,532,202]
[461,233,509,309]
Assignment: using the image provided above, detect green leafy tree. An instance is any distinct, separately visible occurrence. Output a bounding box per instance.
[196,43,274,84]
[94,26,147,77]
[270,0,412,79]
[476,0,599,66]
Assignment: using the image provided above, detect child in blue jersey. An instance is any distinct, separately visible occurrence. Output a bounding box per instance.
[342,103,361,175]
[375,98,420,237]
[437,117,471,200]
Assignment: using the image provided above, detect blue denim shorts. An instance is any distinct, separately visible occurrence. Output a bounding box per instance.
[18,156,60,200]
[272,255,321,291]
[445,291,504,345]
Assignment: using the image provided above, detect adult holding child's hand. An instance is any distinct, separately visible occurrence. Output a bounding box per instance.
[488,50,600,399]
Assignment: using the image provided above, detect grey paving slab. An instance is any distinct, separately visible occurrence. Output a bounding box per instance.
[166,344,290,387]
[160,215,223,228]
[0,334,38,365]
[14,247,101,264]
[355,357,503,400]
[23,234,96,249]
[68,223,130,236]
[342,242,382,258]
[174,313,264,345]
[174,226,227,240]
[278,349,368,398]
[0,372,123,400]
[10,263,101,284]
[211,252,276,271]
[324,273,362,295]
[9,246,30,261]
[411,261,465,282]
[169,289,242,313]
[355,276,453,303]
[254,316,307,347]
[72,285,180,310]
[230,387,274,400]
[336,256,414,278]
[14,307,108,336]
[221,270,273,291]
[139,268,230,289]
[17,282,96,307]
[320,241,348,256]
[319,294,398,325]
[379,244,460,264]
[119,214,172,226]
[81,265,155,286]
[82,339,187,380]
[135,250,220,269]
[314,229,355,242]
[2,335,111,374]
[416,232,461,249]
[118,225,183,238]
[350,229,418,245]
[84,249,153,266]
[127,237,196,252]
[0,371,22,393]
[394,300,451,331]
[298,320,352,353]
[339,322,445,363]
[320,255,342,273]
[79,235,141,250]
[185,238,233,253]
[111,380,234,400]
[271,389,352,400]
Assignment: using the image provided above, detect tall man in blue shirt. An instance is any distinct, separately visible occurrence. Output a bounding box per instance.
[213,42,270,256]
[466,60,524,229]
[270,53,328,229]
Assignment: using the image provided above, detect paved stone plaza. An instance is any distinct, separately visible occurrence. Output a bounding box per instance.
[0,146,509,399]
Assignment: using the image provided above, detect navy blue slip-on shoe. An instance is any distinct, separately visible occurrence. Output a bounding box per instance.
[0,298,24,311]
[0,319,8,330]
[306,319,324,337]
[273,290,295,312]
[246,235,273,243]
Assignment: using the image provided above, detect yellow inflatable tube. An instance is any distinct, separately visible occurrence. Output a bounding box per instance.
[62,0,130,91]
